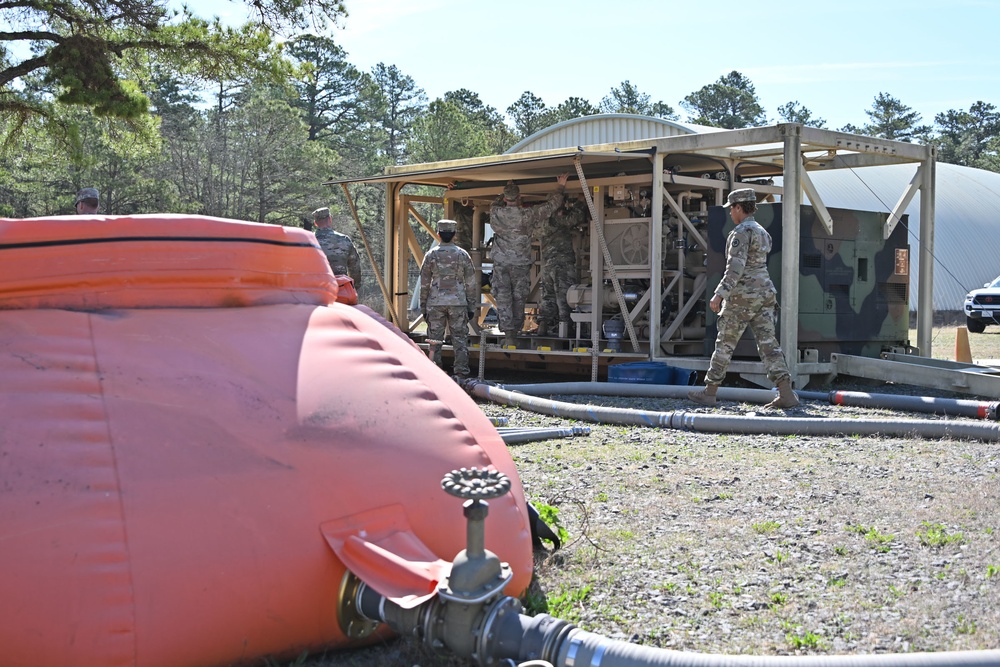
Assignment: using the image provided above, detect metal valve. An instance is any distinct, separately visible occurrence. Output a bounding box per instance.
[438,467,512,605]
[441,467,511,501]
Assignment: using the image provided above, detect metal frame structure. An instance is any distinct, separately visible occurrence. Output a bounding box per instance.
[328,123,937,386]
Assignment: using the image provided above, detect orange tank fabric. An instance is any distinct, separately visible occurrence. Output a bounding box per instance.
[0,216,532,667]
[0,214,338,309]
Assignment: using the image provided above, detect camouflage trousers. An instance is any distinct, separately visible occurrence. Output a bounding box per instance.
[490,262,530,334]
[705,291,791,386]
[426,305,470,377]
[537,257,576,329]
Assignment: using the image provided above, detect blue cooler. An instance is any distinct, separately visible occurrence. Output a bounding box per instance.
[607,361,696,386]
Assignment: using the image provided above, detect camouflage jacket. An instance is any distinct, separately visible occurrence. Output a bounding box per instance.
[536,203,585,263]
[315,227,361,285]
[714,216,776,301]
[419,242,478,309]
[452,204,474,253]
[488,188,564,265]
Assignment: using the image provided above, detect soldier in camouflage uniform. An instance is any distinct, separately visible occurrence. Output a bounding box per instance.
[451,202,474,254]
[688,189,799,409]
[535,196,586,336]
[74,187,100,214]
[489,173,569,348]
[420,219,478,378]
[312,207,362,286]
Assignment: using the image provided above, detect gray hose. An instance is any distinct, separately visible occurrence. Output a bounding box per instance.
[506,382,781,404]
[498,426,590,445]
[504,382,1000,421]
[547,626,1000,666]
[357,584,1000,667]
[812,390,1000,421]
[470,382,1000,443]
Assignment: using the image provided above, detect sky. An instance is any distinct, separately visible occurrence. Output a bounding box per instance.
[201,0,999,131]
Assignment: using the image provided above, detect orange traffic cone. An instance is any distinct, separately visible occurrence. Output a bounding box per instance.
[955,326,973,363]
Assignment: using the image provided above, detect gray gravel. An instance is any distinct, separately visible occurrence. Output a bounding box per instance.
[310,378,1000,666]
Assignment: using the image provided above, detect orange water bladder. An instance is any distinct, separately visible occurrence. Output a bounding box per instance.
[0,215,532,667]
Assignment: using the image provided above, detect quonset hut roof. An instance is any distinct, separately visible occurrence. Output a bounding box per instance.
[505,114,724,153]
[511,114,997,311]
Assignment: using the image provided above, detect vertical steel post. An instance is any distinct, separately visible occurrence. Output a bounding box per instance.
[650,151,665,359]
[392,184,410,330]
[780,124,802,386]
[917,149,937,357]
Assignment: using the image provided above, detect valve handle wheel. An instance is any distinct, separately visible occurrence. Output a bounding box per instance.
[441,467,511,500]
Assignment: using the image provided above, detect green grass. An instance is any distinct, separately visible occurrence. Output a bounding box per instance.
[655,582,679,594]
[916,521,965,548]
[752,520,781,534]
[787,630,826,650]
[522,582,548,615]
[955,614,977,635]
[916,326,1000,362]
[769,549,789,564]
[848,524,894,552]
[535,502,569,545]
[547,584,593,623]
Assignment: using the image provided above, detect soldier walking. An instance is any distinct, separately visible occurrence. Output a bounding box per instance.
[688,188,799,409]
[535,196,585,336]
[420,220,478,378]
[312,207,362,287]
[489,173,568,348]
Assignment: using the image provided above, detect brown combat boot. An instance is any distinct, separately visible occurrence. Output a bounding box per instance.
[688,383,719,406]
[764,379,799,409]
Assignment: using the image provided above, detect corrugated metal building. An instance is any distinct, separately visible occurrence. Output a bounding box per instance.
[505,114,724,153]
[510,114,1000,311]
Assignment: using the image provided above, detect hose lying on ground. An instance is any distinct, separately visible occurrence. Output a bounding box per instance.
[358,583,1000,667]
[498,425,590,445]
[469,382,1000,443]
[503,382,1000,420]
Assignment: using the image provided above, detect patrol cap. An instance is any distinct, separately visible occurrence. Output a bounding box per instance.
[75,187,99,204]
[312,207,331,221]
[503,180,520,201]
[436,219,457,233]
[723,188,757,208]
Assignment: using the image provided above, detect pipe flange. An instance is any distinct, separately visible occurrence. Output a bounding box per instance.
[336,571,380,640]
[441,467,511,501]
[475,595,522,666]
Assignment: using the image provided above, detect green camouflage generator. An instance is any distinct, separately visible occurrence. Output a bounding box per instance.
[705,203,911,362]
